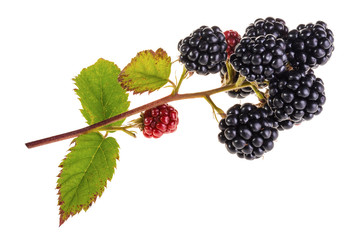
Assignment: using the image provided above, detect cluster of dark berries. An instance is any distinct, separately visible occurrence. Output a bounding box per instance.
[216,17,333,159]
[177,26,228,75]
[142,104,179,138]
[144,18,333,158]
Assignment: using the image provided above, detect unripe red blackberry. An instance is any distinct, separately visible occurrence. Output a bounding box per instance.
[224,30,241,58]
[142,104,179,138]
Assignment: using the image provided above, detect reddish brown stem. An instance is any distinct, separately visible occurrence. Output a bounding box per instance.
[25,83,250,149]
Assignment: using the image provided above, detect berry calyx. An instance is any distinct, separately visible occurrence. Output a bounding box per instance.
[224,30,241,58]
[142,104,179,138]
[220,62,255,99]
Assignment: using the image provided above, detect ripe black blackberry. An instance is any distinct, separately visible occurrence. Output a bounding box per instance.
[268,69,326,123]
[263,103,295,131]
[178,26,227,75]
[229,34,287,82]
[244,17,289,39]
[286,21,334,70]
[220,63,254,99]
[218,103,279,160]
[276,119,295,131]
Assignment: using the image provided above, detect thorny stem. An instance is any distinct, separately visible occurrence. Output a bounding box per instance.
[25,81,252,149]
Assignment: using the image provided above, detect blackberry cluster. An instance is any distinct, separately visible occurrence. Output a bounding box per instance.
[218,103,279,160]
[173,19,334,160]
[219,63,254,99]
[244,17,288,39]
[286,21,334,70]
[268,69,326,123]
[178,26,227,75]
[229,34,287,82]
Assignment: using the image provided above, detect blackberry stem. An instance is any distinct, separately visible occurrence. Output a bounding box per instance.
[173,66,188,94]
[25,81,252,149]
[167,79,177,89]
[203,95,226,119]
[250,83,267,103]
[100,126,137,138]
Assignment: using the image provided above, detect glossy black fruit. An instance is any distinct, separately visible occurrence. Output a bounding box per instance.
[218,103,279,160]
[268,69,326,123]
[286,21,334,70]
[178,26,227,75]
[244,17,289,39]
[230,34,287,82]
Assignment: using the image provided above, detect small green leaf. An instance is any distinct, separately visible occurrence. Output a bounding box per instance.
[74,58,130,126]
[57,132,119,226]
[118,48,171,94]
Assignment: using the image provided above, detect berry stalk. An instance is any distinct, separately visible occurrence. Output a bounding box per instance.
[25,81,253,149]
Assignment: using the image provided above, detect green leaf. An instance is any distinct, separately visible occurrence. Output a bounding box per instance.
[74,58,130,126]
[57,132,119,226]
[118,48,171,94]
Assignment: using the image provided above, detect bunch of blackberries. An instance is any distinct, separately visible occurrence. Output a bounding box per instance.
[178,17,334,159]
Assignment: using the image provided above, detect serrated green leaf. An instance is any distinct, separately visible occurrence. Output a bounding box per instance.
[74,58,130,126]
[57,132,119,226]
[118,48,171,94]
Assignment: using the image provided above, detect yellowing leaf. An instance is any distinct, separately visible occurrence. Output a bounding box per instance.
[118,48,171,94]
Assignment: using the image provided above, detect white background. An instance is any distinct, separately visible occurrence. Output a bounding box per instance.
[1,0,359,239]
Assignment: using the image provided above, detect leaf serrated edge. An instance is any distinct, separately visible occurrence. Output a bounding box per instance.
[56,134,120,227]
[73,58,129,126]
[118,48,171,94]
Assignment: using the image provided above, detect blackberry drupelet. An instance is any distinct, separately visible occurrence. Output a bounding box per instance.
[230,34,287,82]
[276,120,294,131]
[218,103,279,160]
[224,30,241,58]
[220,63,254,99]
[178,26,227,75]
[268,69,326,123]
[263,104,294,131]
[244,17,288,39]
[286,21,334,70]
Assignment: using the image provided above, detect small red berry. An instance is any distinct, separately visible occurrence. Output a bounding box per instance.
[142,104,179,138]
[224,30,241,59]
